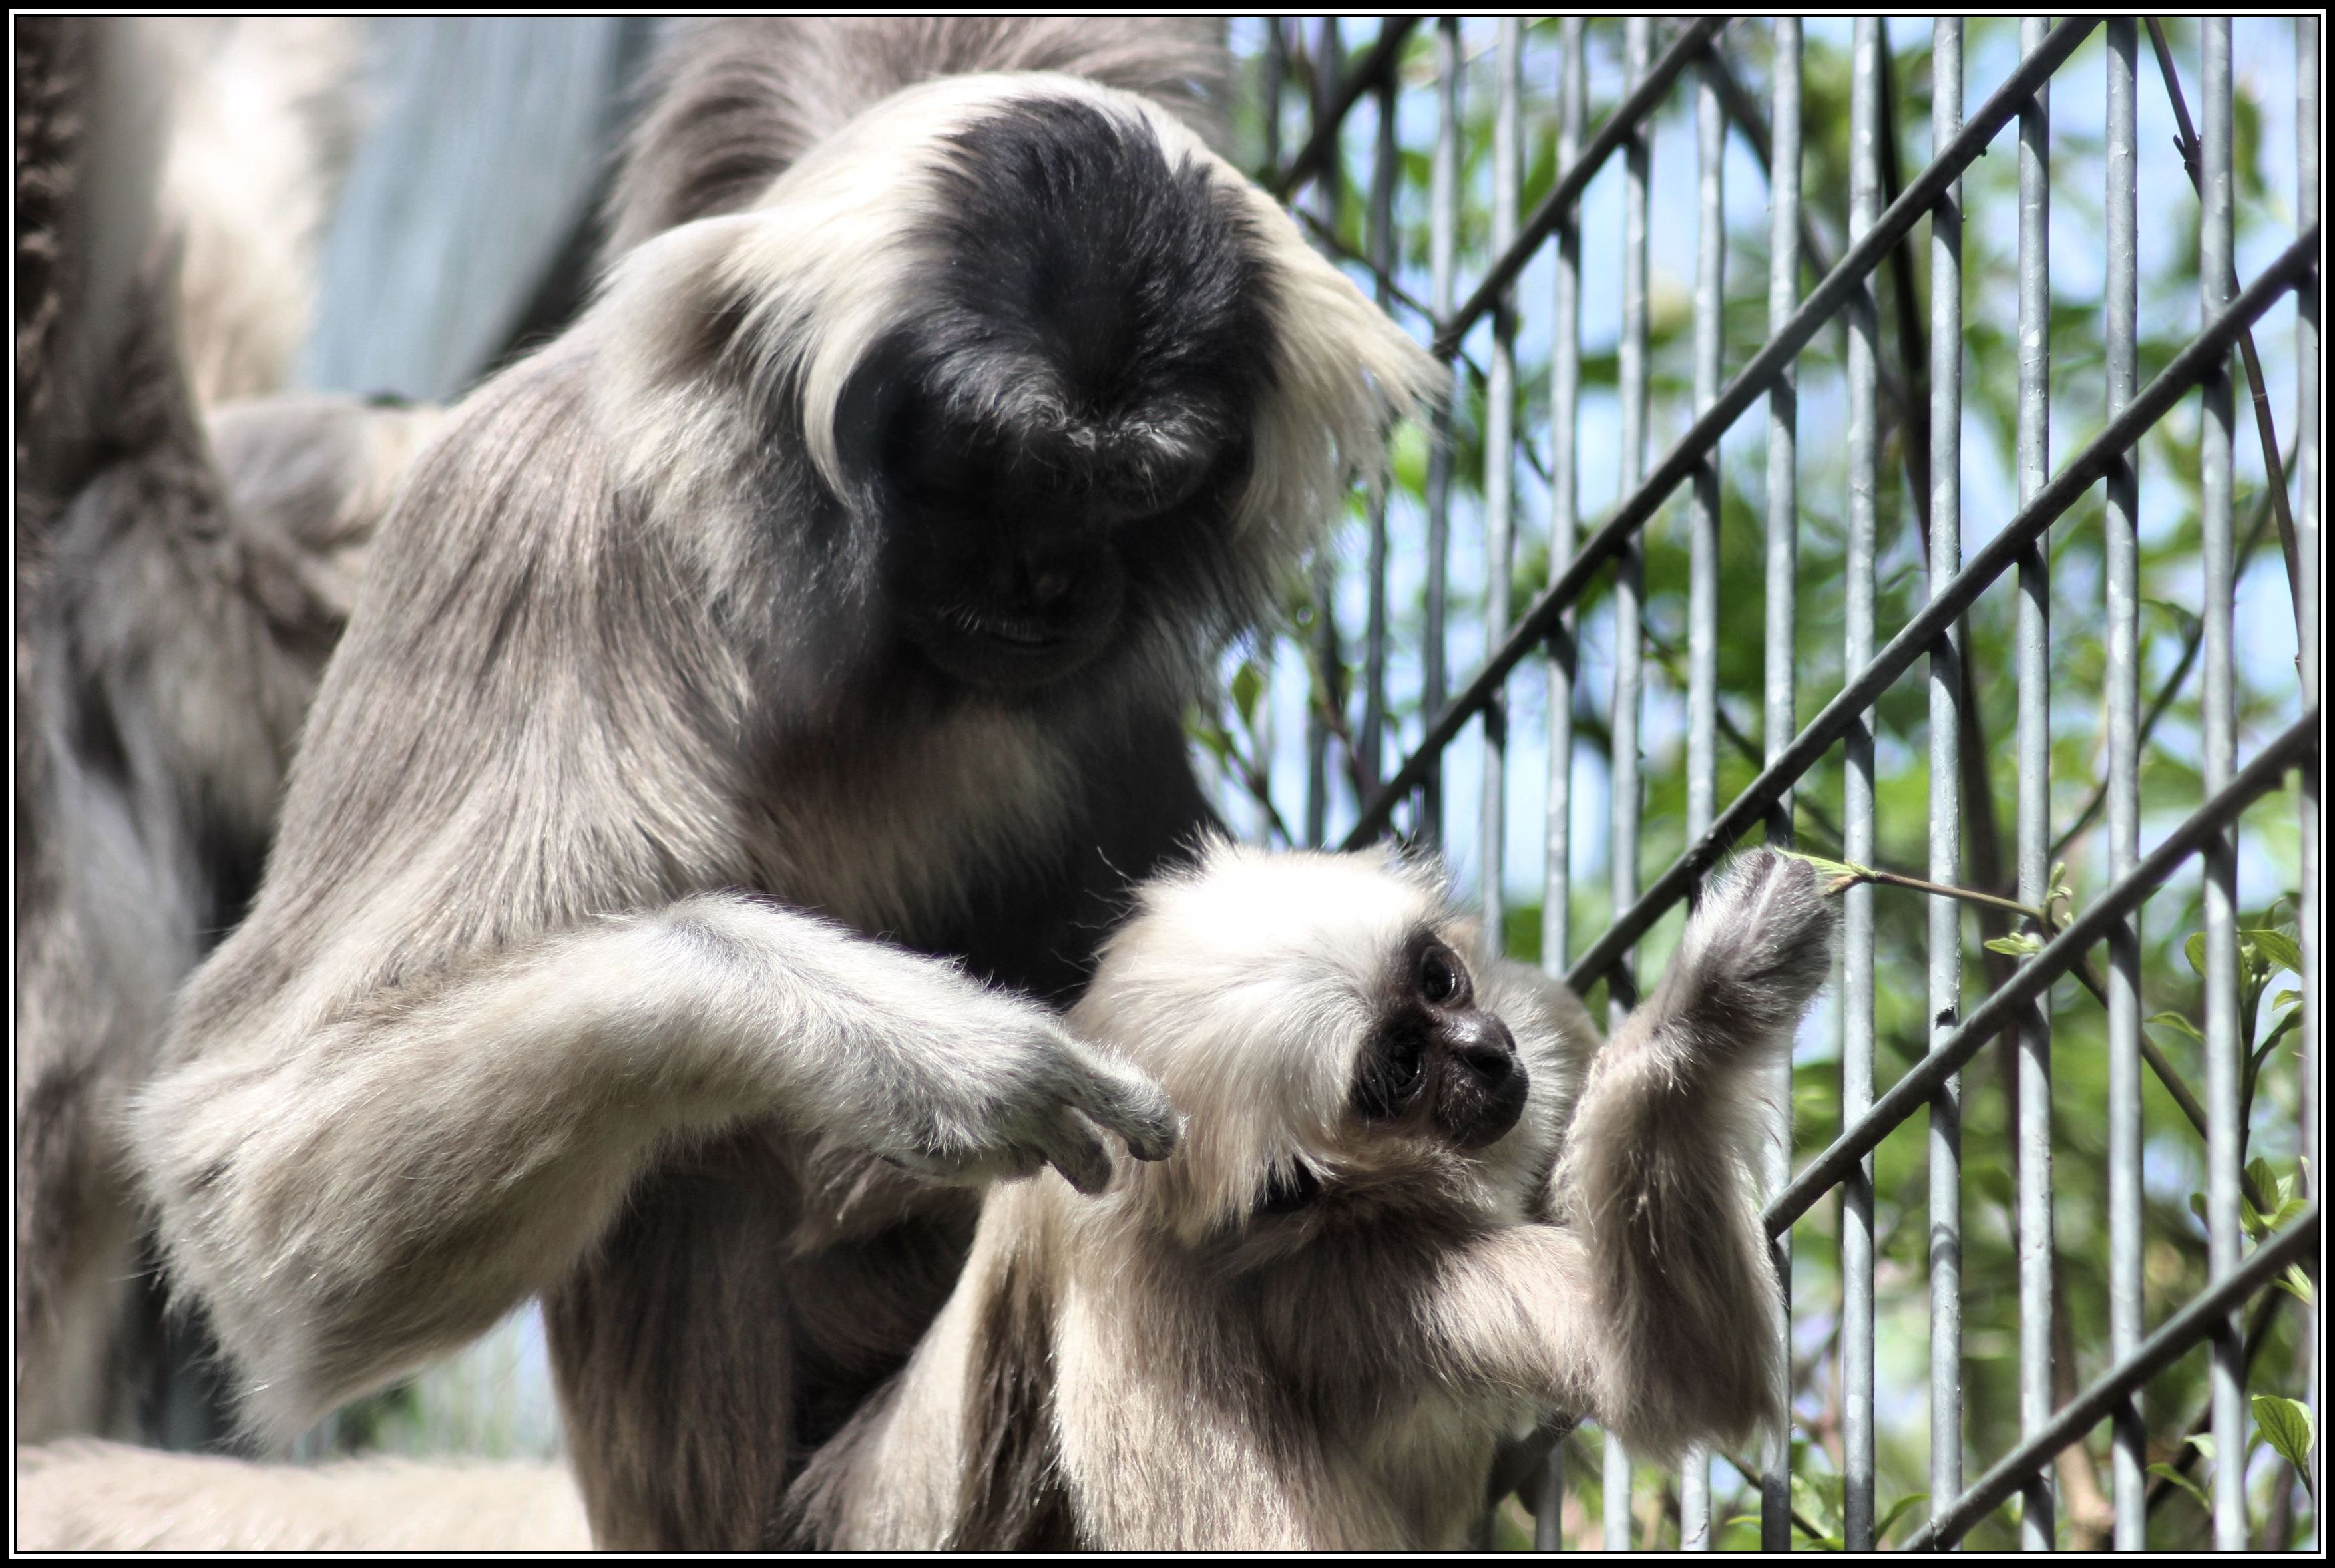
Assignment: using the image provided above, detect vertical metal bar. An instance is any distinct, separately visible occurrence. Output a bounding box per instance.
[1686,59,1724,844]
[2014,15,2055,1552]
[1421,17,1460,849]
[2102,17,2147,1552]
[1759,19,1802,1557]
[1361,51,1397,802]
[1606,21,1652,1545]
[1842,18,1881,1555]
[2297,14,2324,1512]
[2197,19,2246,1553]
[1928,18,1968,1545]
[1304,17,1342,848]
[1256,19,1285,841]
[1538,28,1586,1549]
[1263,19,1285,170]
[1482,17,1520,949]
[1677,50,1725,1553]
[1543,16,1584,996]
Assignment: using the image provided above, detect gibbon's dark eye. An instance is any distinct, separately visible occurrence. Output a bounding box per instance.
[1418,942,1463,1005]
[1386,1037,1424,1093]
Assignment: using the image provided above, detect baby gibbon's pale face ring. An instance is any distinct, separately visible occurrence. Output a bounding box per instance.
[1353,930,1526,1151]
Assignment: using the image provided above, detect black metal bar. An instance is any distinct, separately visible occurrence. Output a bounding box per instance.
[1767,711,2318,1236]
[1346,16,2110,849]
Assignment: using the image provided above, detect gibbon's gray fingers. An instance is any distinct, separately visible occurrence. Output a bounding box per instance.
[785,841,1829,1549]
[129,63,1431,1545]
[604,18,1227,258]
[1561,846,1836,1462]
[16,1440,592,1551]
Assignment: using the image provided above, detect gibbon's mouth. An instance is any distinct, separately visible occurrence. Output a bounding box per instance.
[906,600,1118,691]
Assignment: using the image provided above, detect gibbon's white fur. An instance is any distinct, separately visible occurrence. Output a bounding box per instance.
[128,30,1434,1547]
[15,1440,590,1552]
[787,843,1836,1550]
[14,13,425,1442]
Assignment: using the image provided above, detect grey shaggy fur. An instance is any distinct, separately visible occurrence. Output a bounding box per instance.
[128,22,1428,1551]
[604,19,1226,258]
[785,845,1835,1550]
[13,16,430,1440]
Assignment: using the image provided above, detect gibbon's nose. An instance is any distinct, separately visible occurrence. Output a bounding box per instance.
[1443,1011,1517,1087]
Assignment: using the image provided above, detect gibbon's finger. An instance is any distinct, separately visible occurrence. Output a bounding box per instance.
[1060,1054,1181,1163]
[1033,1107,1115,1197]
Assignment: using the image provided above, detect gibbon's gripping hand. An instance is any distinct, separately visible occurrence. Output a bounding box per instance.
[1631,845,1836,1081]
[847,966,1181,1197]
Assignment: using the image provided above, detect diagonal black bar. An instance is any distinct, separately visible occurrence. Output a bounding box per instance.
[1765,711,2318,1237]
[1430,16,1727,355]
[1559,226,2315,997]
[1266,17,1420,200]
[1347,16,2105,850]
[1900,1203,2319,1550]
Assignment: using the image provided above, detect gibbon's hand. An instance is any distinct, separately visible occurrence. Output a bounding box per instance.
[847,967,1181,1197]
[1637,845,1838,1076]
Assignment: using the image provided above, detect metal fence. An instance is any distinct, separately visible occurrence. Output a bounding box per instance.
[1240,16,2318,1550]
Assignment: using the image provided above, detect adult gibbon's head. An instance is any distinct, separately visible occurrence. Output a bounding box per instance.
[588,73,1433,705]
[1066,840,1596,1247]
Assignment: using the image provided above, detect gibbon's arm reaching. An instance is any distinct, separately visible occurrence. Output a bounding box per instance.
[128,63,1426,1452]
[788,845,1831,1550]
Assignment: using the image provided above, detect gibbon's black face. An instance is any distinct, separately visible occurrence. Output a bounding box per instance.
[843,97,1275,693]
[1351,929,1529,1151]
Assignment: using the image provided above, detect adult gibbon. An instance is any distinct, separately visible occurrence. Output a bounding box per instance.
[128,21,1433,1549]
[786,843,1836,1550]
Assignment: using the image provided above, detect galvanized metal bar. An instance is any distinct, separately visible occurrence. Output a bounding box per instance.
[1420,16,1460,850]
[1605,24,1652,1542]
[1344,17,2107,853]
[2012,16,2055,1550]
[1542,15,1585,997]
[1759,19,1801,1556]
[1841,19,1882,1554]
[1482,16,1520,949]
[1676,51,1726,1550]
[1537,29,1586,1547]
[1769,711,2320,1235]
[2101,17,2147,1551]
[1361,51,1397,802]
[2298,13,2324,1508]
[1906,1204,2323,1551]
[1551,228,2318,998]
[2197,19,2246,1551]
[1928,17,1968,1541]
[1304,16,1341,850]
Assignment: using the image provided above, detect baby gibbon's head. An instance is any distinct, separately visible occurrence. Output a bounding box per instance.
[1066,838,1591,1248]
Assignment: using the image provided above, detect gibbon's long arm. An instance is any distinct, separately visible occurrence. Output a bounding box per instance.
[128,358,1178,1443]
[1552,847,1832,1461]
[1413,851,1828,1462]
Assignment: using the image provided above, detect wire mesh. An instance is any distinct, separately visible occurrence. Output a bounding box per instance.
[1243,15,2320,1551]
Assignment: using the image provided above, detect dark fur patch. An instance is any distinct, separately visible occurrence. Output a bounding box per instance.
[954,1249,1079,1549]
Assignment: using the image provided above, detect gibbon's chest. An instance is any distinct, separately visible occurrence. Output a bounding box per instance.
[1353,1392,1512,1549]
[736,701,1074,938]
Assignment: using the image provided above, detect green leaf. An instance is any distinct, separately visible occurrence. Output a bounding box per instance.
[2185,931,2209,979]
[1230,661,1263,729]
[2187,1433,2216,1464]
[2254,1395,2315,1478]
[2256,1004,2302,1060]
[2274,1263,2316,1306]
[1780,851,1871,895]
[2148,1462,2212,1512]
[2148,1010,2205,1044]
[1790,1471,1842,1541]
[2242,928,2304,977]
[1986,932,2045,958]
[1976,1163,2016,1211]
[1874,1493,1930,1545]
[2189,1191,2210,1228]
